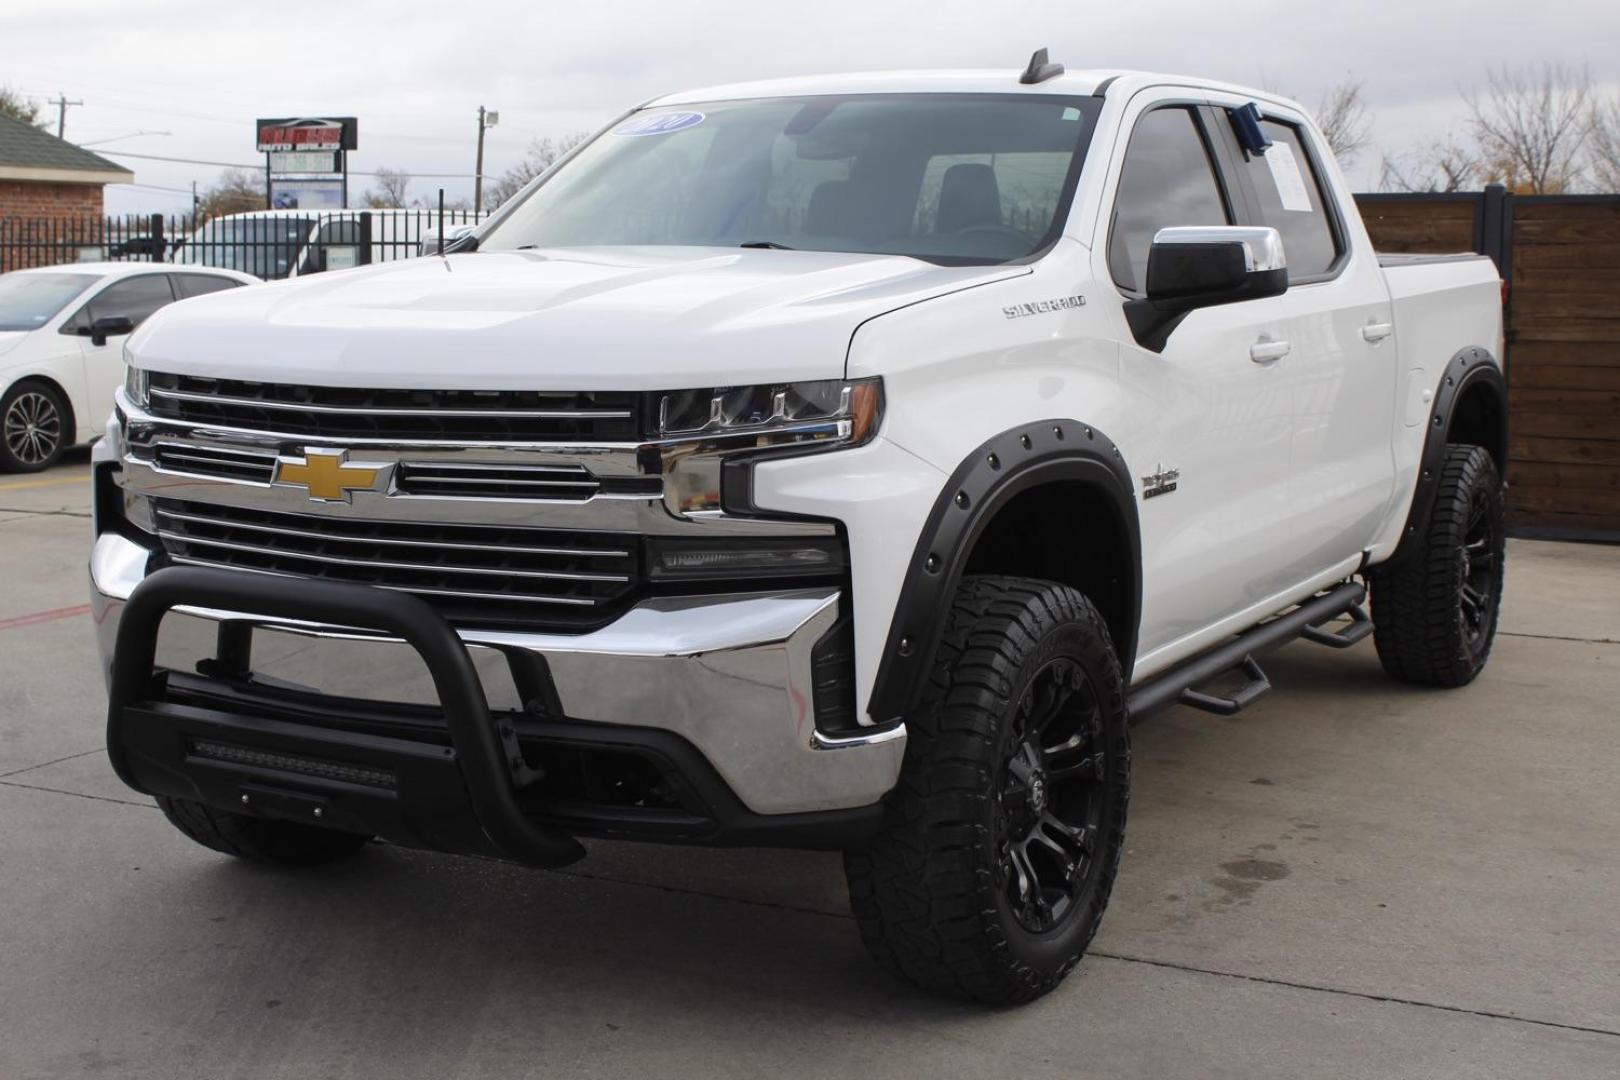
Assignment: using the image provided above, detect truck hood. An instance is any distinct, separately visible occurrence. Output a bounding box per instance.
[130,247,1027,390]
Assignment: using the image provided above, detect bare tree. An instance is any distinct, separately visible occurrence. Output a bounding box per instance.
[484,132,591,209]
[1590,94,1620,193]
[199,168,266,217]
[1315,79,1372,165]
[1379,138,1483,193]
[0,84,43,127]
[1465,62,1592,193]
[363,167,412,208]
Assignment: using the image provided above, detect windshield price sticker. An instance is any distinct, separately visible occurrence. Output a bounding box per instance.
[1266,142,1313,213]
[613,111,706,137]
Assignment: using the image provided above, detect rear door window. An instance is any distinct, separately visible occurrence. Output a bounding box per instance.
[1108,107,1233,294]
[172,273,241,299]
[1228,119,1342,281]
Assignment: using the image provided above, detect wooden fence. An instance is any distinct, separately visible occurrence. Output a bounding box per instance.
[1356,189,1620,540]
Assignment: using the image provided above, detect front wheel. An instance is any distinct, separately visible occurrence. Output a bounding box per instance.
[845,576,1130,1005]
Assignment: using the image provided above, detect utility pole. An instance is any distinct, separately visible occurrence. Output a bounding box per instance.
[474,105,499,215]
[48,92,83,140]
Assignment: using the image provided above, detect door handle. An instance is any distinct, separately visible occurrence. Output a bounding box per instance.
[1250,338,1291,364]
[1361,321,1394,344]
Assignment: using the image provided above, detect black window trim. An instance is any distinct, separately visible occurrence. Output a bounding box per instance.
[1211,105,1351,287]
[1105,99,1241,300]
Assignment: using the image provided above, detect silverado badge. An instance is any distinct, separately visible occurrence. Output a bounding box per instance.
[1141,464,1180,500]
[273,449,384,502]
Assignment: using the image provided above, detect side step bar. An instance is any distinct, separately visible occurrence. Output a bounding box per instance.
[1128,582,1368,723]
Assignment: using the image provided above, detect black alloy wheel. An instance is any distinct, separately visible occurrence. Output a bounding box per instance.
[995,656,1107,934]
[1457,481,1500,657]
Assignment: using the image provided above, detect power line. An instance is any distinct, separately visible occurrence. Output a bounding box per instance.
[110,182,195,195]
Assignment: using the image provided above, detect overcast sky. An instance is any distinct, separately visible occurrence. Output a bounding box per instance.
[5,0,1617,214]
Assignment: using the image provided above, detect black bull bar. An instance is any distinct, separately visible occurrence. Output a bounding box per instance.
[105,565,587,868]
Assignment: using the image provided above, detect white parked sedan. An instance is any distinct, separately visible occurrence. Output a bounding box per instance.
[0,262,258,471]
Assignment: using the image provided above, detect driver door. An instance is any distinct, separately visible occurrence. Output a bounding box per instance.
[1102,100,1299,669]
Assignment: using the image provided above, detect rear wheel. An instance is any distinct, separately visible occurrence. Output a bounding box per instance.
[1,381,69,473]
[156,795,373,867]
[845,575,1130,1005]
[1370,443,1506,686]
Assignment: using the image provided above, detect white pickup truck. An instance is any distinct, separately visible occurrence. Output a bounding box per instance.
[91,55,1507,1004]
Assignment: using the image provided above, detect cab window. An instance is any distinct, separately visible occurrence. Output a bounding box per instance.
[1229,119,1342,281]
[1108,107,1232,294]
[172,273,241,299]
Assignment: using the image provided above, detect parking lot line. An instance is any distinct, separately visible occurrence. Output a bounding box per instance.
[0,475,90,494]
[0,603,93,633]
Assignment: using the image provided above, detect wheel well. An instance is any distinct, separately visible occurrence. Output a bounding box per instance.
[6,375,78,441]
[962,480,1135,660]
[1449,377,1506,474]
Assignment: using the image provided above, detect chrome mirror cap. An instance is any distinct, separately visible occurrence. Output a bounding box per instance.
[1151,226,1286,273]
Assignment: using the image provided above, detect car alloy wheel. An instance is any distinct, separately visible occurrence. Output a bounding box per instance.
[3,390,63,468]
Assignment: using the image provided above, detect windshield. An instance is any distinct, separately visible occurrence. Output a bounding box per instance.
[176,217,313,278]
[481,94,1102,265]
[0,272,100,331]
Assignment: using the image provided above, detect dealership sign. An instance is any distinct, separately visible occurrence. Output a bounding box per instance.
[256,117,358,152]
[269,150,340,174]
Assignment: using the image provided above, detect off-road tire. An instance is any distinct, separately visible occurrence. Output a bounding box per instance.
[1370,443,1505,686]
[845,575,1130,1005]
[1,379,69,473]
[156,795,373,866]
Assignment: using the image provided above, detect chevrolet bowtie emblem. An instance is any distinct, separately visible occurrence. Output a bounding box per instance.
[274,450,383,502]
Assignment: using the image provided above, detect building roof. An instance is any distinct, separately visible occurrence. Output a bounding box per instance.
[0,113,134,185]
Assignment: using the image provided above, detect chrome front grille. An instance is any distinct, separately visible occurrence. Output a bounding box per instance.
[152,500,640,628]
[146,374,644,443]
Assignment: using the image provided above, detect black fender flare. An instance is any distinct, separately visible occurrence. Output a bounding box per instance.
[1385,346,1508,567]
[866,419,1142,724]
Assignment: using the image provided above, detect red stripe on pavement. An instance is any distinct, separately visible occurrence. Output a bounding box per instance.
[0,603,93,632]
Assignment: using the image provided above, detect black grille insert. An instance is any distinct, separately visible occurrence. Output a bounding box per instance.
[395,461,601,501]
[152,443,278,483]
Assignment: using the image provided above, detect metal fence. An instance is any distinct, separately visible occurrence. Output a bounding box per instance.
[0,210,486,278]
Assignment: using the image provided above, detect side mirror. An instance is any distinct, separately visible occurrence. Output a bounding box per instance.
[87,315,136,347]
[1124,226,1287,352]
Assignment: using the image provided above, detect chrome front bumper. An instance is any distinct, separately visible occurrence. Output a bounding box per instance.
[90,531,904,816]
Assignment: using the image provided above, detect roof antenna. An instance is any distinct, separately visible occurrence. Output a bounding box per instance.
[1019,48,1064,85]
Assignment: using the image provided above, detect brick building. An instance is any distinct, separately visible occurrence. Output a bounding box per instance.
[0,112,133,221]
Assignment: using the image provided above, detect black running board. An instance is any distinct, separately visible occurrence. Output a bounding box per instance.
[1127,582,1367,723]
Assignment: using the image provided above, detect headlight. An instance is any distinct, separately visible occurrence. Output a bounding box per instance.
[122,362,149,411]
[654,378,883,515]
[658,377,882,445]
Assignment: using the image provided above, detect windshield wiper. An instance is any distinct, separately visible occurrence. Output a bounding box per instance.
[739,240,794,250]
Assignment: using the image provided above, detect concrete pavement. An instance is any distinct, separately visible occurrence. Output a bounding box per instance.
[1,455,1616,1078]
